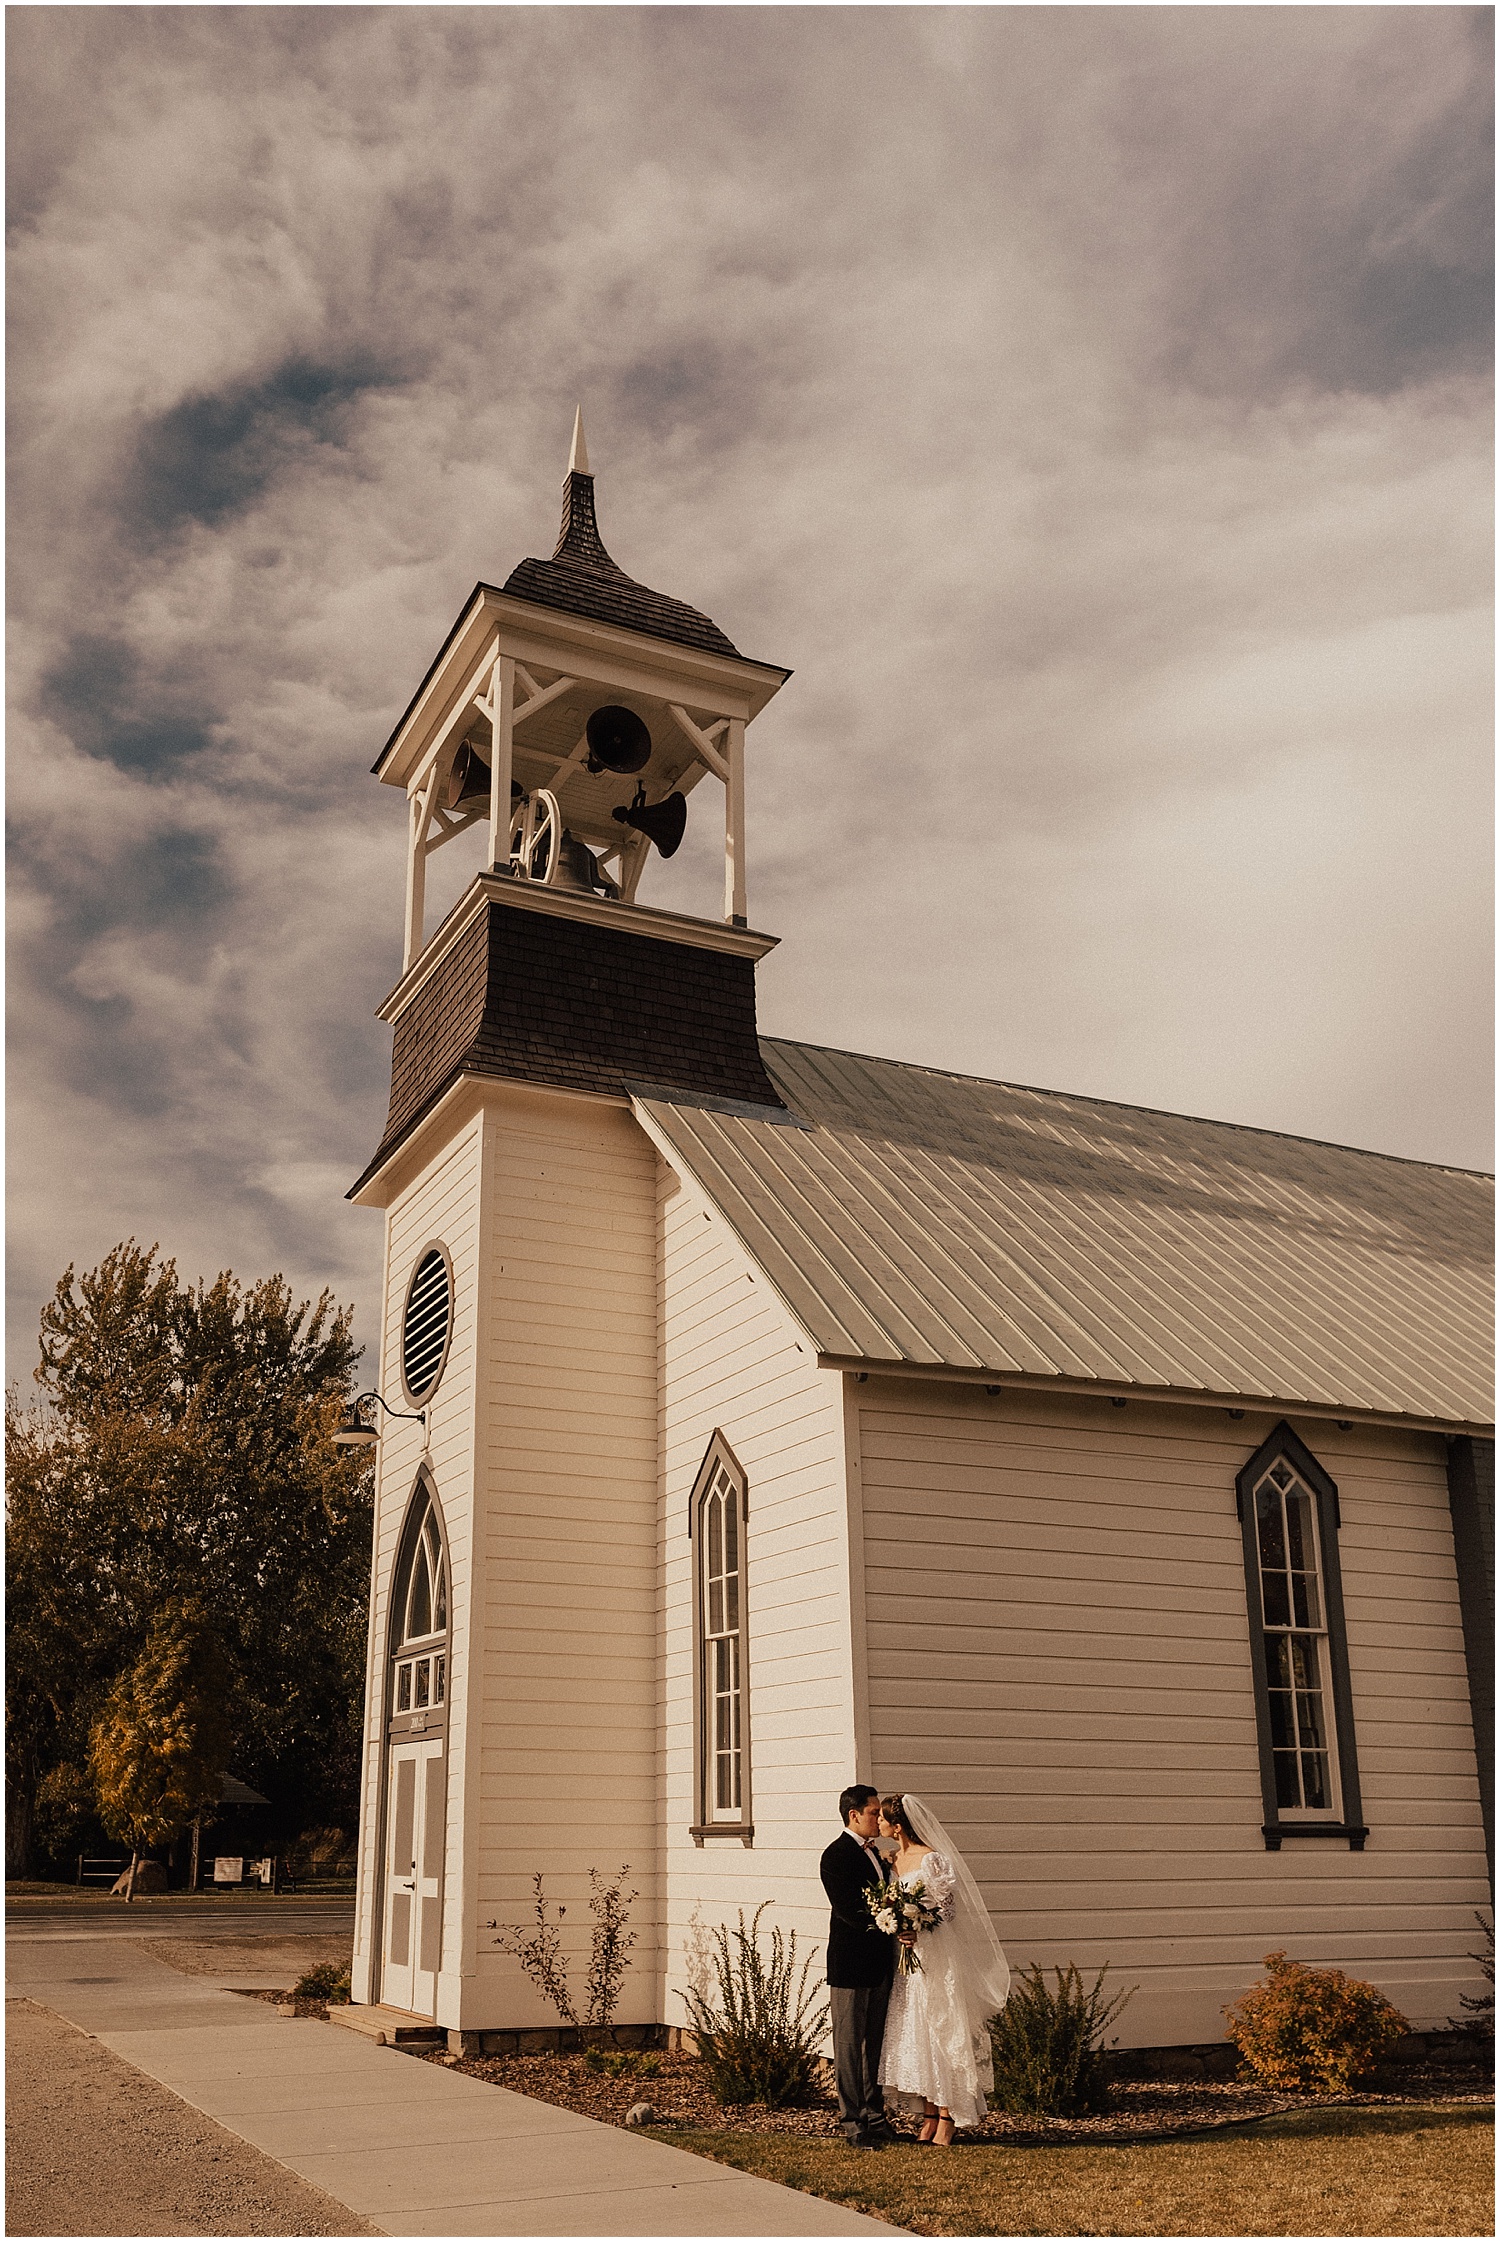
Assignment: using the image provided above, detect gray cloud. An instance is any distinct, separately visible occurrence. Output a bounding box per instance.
[6,4,1491,1380]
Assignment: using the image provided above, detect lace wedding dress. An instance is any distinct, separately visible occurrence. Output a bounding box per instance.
[876,1805,1010,2130]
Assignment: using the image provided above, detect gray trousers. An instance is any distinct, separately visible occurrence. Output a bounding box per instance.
[829,1980,892,2140]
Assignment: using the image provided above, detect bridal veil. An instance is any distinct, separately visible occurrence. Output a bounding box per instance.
[901,1793,1010,2042]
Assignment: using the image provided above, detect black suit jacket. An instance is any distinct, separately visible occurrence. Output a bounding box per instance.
[821,1831,896,1989]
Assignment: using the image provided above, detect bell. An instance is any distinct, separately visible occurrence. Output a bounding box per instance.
[552,830,622,900]
[585,705,652,775]
[446,741,492,811]
[613,785,687,859]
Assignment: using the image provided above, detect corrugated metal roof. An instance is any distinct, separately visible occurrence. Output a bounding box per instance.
[636,1039,1494,1428]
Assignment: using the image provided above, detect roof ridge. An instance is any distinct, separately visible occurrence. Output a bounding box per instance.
[758,1035,1495,1183]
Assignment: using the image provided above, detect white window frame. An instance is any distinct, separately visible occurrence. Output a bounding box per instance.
[1236,1423,1366,1852]
[1251,1458,1340,1819]
[689,1434,752,1845]
[391,1484,450,1725]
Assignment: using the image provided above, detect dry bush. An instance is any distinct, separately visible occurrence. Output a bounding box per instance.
[1224,1950,1408,2093]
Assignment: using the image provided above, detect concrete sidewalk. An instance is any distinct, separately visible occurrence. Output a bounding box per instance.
[7,1935,896,2236]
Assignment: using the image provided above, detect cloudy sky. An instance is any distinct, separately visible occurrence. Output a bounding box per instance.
[8,5,1493,1379]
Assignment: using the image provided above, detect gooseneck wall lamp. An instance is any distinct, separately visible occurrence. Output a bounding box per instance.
[331,1391,426,1449]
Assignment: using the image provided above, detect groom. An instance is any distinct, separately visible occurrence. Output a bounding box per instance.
[820,1783,897,2149]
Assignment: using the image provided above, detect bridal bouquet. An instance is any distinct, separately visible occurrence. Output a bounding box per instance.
[866,1877,945,1975]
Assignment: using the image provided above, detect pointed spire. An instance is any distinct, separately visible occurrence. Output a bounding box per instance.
[554,406,614,569]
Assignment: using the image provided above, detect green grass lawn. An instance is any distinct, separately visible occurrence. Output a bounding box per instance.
[654,2103,1494,2236]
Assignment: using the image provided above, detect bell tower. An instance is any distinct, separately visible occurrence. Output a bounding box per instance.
[345,420,791,2031]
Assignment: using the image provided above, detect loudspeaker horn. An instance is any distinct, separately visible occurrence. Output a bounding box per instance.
[586,704,652,775]
[446,740,492,810]
[613,784,687,859]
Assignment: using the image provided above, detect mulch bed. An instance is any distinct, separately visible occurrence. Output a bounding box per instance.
[408,2045,1494,2145]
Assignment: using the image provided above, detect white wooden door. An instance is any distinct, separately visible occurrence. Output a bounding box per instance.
[381,1738,445,2016]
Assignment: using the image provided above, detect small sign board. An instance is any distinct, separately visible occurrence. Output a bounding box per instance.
[212,1856,244,1884]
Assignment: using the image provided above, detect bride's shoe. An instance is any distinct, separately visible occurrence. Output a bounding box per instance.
[932,2117,955,2147]
[915,2116,939,2145]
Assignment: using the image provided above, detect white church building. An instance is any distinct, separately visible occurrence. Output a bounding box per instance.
[344,422,1493,2051]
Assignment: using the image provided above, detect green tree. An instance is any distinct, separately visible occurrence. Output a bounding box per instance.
[89,1601,231,1900]
[6,1241,373,1875]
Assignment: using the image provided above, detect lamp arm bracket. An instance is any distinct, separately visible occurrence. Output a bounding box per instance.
[356,1390,426,1427]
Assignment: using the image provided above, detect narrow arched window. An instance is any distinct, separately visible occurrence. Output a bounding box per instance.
[691,1436,751,1839]
[391,1490,448,1719]
[1237,1424,1365,1851]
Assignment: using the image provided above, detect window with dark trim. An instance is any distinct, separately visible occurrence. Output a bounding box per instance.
[1236,1423,1366,1850]
[689,1434,752,1844]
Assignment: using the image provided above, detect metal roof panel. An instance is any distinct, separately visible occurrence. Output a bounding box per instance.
[636,1039,1493,1427]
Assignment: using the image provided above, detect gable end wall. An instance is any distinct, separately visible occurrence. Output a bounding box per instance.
[658,1162,855,2032]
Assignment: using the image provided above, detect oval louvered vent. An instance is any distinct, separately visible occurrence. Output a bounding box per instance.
[402,1249,451,1402]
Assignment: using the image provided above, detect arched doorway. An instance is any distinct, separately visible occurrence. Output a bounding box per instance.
[379,1476,450,2016]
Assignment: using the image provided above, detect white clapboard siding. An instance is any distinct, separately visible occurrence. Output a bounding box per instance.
[657,1161,855,2030]
[858,1380,1490,2042]
[468,1089,663,2028]
[352,1120,484,2016]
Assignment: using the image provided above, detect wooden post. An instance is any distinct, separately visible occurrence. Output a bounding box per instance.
[488,653,516,871]
[189,1816,201,1893]
[403,787,428,970]
[725,718,747,925]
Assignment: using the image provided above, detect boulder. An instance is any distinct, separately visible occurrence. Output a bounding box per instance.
[624,2103,655,2128]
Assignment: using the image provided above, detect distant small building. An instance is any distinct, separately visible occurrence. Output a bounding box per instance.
[344,424,1493,2045]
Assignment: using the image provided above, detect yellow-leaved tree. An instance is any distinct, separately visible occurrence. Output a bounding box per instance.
[89,1600,231,1902]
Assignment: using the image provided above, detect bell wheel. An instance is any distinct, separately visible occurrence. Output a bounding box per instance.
[510,788,561,885]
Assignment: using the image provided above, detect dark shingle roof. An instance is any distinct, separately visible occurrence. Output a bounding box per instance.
[501,470,741,658]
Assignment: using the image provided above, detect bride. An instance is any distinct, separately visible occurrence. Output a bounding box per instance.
[876,1793,1010,2143]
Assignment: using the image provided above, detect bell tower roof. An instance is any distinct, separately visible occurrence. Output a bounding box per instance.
[500,410,741,660]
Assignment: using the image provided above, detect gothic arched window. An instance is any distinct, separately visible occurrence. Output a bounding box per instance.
[391,1487,449,1717]
[1237,1424,1365,1850]
[691,1435,751,1841]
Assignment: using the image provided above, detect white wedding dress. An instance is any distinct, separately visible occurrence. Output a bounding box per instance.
[875,1812,1010,2130]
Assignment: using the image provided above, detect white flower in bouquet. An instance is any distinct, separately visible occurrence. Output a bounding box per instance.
[864,1877,946,1974]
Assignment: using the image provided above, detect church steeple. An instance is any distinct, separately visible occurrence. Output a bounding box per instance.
[552,407,614,567]
[354,414,795,1195]
[500,417,739,658]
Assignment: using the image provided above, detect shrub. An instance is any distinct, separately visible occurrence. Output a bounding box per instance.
[488,1866,640,2037]
[681,1904,829,2107]
[292,1960,351,2004]
[988,1962,1135,2116]
[582,2048,660,2078]
[1224,1951,1407,2093]
[1448,1914,1494,2044]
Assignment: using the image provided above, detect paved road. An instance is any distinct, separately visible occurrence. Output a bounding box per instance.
[8,1900,356,1945]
